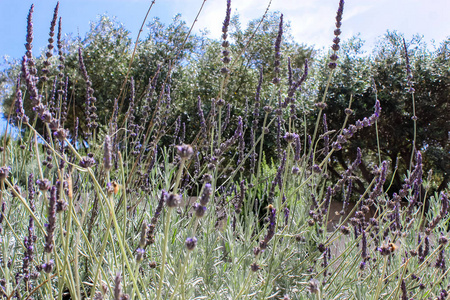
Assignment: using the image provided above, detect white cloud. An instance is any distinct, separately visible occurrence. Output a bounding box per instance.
[172,0,450,51]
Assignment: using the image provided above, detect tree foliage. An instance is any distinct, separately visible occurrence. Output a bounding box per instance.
[1,12,448,192]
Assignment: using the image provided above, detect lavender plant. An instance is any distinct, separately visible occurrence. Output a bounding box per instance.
[0,1,448,300]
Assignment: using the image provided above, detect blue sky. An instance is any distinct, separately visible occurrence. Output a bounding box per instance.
[1,0,449,63]
[0,0,449,132]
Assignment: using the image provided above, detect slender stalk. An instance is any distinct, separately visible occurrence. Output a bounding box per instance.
[409,92,417,171]
[157,157,186,299]
[156,207,173,300]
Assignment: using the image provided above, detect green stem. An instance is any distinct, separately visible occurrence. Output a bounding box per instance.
[156,207,173,300]
[168,251,190,300]
[409,92,417,172]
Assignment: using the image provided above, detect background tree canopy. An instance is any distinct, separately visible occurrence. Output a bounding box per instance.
[1,12,449,194]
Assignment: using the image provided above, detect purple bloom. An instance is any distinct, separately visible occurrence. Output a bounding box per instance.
[135,248,145,263]
[147,190,166,246]
[402,38,415,93]
[36,178,51,191]
[185,237,197,251]
[103,135,112,171]
[250,262,260,272]
[222,0,231,36]
[329,0,344,69]
[200,183,212,206]
[78,48,98,135]
[272,14,283,84]
[221,0,231,72]
[401,280,407,300]
[194,204,207,218]
[114,272,125,300]
[361,230,367,259]
[15,76,29,124]
[166,193,181,208]
[44,187,57,253]
[259,205,276,251]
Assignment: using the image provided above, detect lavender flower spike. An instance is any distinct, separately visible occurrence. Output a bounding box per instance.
[103,134,112,171]
[25,5,34,59]
[329,0,345,69]
[221,0,231,73]
[259,205,277,251]
[15,75,29,124]
[44,186,57,253]
[272,14,283,84]
[185,237,197,251]
[200,183,212,206]
[147,190,166,246]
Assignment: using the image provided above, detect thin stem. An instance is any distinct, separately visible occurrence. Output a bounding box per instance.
[156,207,173,300]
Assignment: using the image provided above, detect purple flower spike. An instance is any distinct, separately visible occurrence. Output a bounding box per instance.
[200,183,212,206]
[329,0,345,69]
[272,14,283,84]
[185,237,198,251]
[44,186,57,254]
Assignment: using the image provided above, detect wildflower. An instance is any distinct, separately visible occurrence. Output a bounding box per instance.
[15,77,29,124]
[166,193,181,208]
[438,289,448,300]
[250,262,260,272]
[103,134,112,171]
[329,0,345,69]
[114,272,129,300]
[256,205,276,252]
[25,5,34,59]
[0,202,5,234]
[0,166,10,181]
[135,222,147,263]
[53,128,68,142]
[147,191,166,245]
[42,259,54,273]
[315,102,327,110]
[378,244,392,256]
[44,186,57,253]
[176,144,194,160]
[272,14,283,84]
[185,237,197,251]
[308,279,319,294]
[402,38,415,93]
[135,248,145,263]
[361,230,367,259]
[401,280,407,300]
[435,248,446,272]
[78,48,97,134]
[41,2,59,82]
[36,178,51,191]
[80,155,96,168]
[194,204,207,218]
[283,132,297,144]
[221,0,231,73]
[340,226,350,235]
[312,164,322,174]
[428,192,449,230]
[438,235,448,246]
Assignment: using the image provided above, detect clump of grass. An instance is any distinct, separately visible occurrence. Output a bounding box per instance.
[0,0,448,299]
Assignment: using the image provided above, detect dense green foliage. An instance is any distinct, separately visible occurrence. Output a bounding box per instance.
[1,12,448,192]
